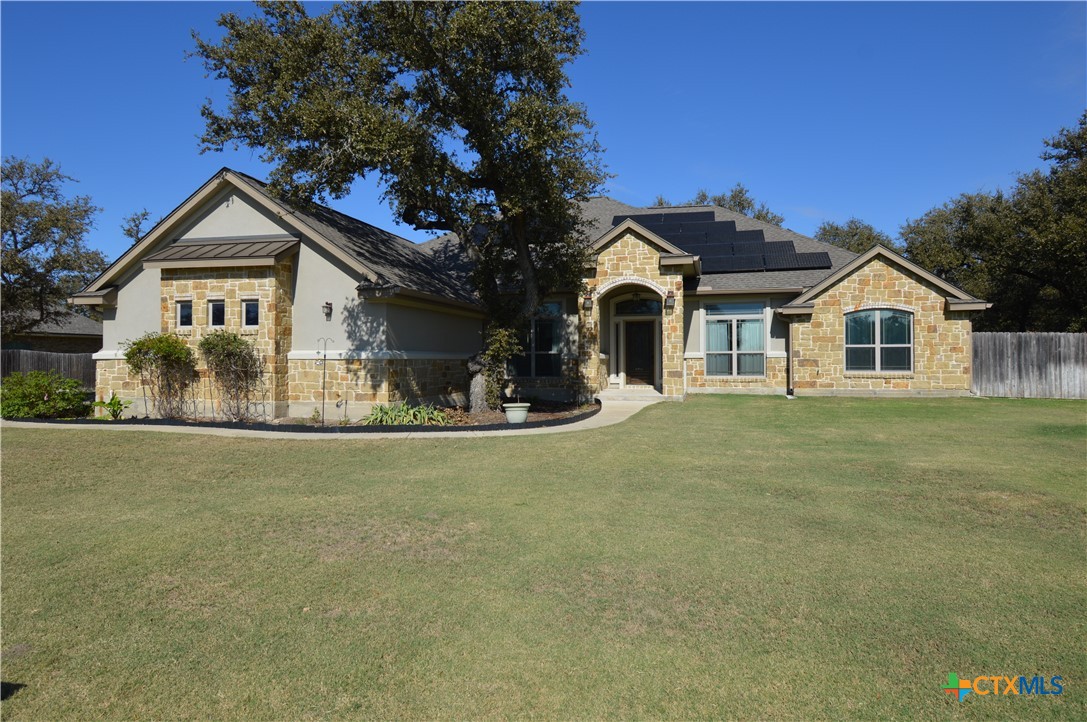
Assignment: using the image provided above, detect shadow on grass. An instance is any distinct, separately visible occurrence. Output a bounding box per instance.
[1,682,26,701]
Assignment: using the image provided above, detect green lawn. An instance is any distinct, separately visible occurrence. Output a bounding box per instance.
[1,396,1084,720]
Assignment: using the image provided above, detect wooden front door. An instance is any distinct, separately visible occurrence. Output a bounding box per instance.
[624,320,655,385]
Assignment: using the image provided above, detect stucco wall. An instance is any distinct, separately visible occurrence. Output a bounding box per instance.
[790,256,973,395]
[100,266,163,351]
[385,303,482,355]
[177,188,286,240]
[290,241,388,353]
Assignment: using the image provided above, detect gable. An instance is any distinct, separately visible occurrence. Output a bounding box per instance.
[177,188,292,240]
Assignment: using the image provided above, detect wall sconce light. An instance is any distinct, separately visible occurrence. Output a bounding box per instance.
[664,291,676,309]
[322,301,333,320]
[582,293,593,310]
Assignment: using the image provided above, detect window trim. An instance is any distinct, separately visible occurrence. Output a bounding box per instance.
[208,299,226,328]
[176,300,193,328]
[844,308,914,373]
[241,299,260,328]
[703,301,767,377]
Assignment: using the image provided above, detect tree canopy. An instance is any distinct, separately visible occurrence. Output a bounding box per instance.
[902,113,1087,332]
[653,183,784,226]
[194,0,606,323]
[814,217,897,254]
[1,157,107,339]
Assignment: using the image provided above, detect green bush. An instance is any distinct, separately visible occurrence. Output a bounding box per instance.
[0,370,89,419]
[122,333,197,418]
[363,402,452,426]
[198,330,264,421]
[482,326,524,410]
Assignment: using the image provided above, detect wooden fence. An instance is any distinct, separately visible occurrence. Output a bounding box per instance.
[1,349,96,389]
[972,332,1087,399]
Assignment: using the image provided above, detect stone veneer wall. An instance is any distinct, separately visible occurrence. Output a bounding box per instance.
[94,260,295,417]
[578,231,686,398]
[287,357,468,417]
[684,356,788,394]
[790,257,973,394]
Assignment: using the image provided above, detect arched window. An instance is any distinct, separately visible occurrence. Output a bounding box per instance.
[845,309,913,372]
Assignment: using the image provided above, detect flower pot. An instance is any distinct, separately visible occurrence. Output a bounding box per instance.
[503,402,530,424]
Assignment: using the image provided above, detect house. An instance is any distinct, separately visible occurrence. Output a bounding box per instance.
[4,307,103,353]
[73,168,988,418]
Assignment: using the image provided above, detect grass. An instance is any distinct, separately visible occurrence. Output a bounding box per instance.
[1,395,1084,720]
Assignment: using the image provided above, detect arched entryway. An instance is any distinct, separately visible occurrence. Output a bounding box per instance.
[597,280,666,390]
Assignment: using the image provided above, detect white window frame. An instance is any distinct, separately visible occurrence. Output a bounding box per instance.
[844,309,914,372]
[176,300,193,328]
[208,299,226,328]
[703,302,767,377]
[241,299,260,328]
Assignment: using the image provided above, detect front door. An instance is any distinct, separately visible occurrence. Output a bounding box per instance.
[624,320,655,385]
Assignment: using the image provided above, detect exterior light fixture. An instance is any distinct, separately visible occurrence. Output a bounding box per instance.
[322,301,333,319]
[664,291,676,309]
[582,293,593,310]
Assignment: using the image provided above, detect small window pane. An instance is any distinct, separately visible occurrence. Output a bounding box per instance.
[509,355,531,377]
[737,319,764,352]
[537,302,563,317]
[209,301,225,327]
[178,302,192,327]
[881,347,911,371]
[706,354,732,376]
[243,301,259,326]
[535,319,561,354]
[845,311,874,345]
[706,320,731,353]
[615,299,662,315]
[535,353,562,378]
[705,302,762,316]
[846,347,876,371]
[737,353,765,376]
[880,310,911,345]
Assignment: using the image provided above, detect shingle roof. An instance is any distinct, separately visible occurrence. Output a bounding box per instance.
[229,171,478,305]
[19,307,103,336]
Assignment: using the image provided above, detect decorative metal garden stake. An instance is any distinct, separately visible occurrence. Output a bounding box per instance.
[317,337,334,425]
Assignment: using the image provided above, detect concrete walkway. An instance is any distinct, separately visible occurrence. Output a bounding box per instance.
[1,398,663,440]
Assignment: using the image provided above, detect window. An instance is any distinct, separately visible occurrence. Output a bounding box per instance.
[177,301,193,328]
[845,309,913,372]
[615,298,662,315]
[242,299,260,328]
[511,301,563,378]
[705,302,765,376]
[208,300,225,327]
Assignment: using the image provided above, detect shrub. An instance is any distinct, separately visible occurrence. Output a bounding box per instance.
[363,402,452,426]
[198,330,264,421]
[0,370,89,419]
[481,326,524,410]
[123,333,197,418]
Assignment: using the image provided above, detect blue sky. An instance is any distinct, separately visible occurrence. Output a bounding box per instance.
[2,1,1084,262]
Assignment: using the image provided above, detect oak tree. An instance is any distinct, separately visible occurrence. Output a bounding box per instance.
[194,0,606,324]
[1,157,107,339]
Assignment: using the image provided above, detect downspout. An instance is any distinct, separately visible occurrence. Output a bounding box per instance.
[785,315,795,399]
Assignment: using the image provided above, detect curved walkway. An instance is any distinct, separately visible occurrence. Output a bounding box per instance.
[0,398,662,440]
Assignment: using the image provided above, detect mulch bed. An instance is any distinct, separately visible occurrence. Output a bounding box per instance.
[6,400,601,434]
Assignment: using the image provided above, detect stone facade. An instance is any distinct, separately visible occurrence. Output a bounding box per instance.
[578,230,686,398]
[684,356,788,394]
[789,256,973,395]
[93,261,295,418]
[287,357,468,418]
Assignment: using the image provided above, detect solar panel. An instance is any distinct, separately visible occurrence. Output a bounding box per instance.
[795,252,833,269]
[612,210,716,226]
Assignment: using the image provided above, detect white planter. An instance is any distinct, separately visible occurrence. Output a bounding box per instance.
[503,402,531,424]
